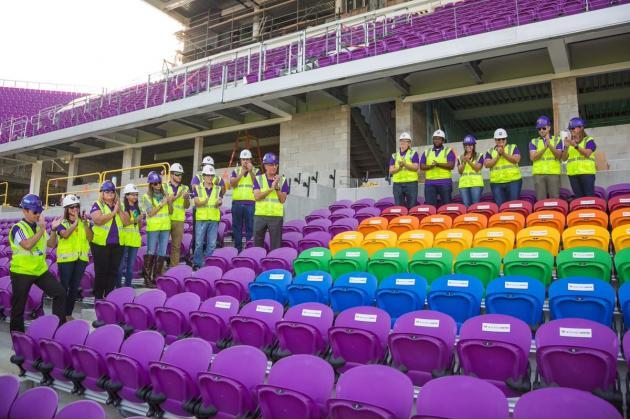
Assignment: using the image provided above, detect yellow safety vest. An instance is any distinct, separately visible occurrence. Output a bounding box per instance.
[424,147,453,181]
[195,184,221,221]
[391,149,419,183]
[164,182,189,222]
[566,136,596,176]
[91,201,123,246]
[531,136,562,175]
[255,175,286,217]
[458,153,484,188]
[142,194,171,232]
[488,144,522,184]
[9,221,49,276]
[57,219,90,263]
[120,204,141,248]
[232,167,257,201]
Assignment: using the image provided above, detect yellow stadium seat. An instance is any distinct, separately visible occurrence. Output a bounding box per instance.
[610,208,630,230]
[358,217,388,236]
[566,209,609,229]
[562,225,610,252]
[361,230,398,257]
[419,215,453,236]
[329,231,364,255]
[613,225,630,253]
[516,226,561,256]
[488,212,525,236]
[452,213,488,236]
[388,215,420,237]
[396,229,435,257]
[526,210,565,233]
[473,227,515,258]
[433,228,474,258]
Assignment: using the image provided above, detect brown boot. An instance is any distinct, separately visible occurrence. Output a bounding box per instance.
[143,255,156,288]
[152,256,168,287]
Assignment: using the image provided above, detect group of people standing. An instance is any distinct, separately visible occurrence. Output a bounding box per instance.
[390,115,598,208]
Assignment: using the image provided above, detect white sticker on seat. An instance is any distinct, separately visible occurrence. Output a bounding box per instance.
[623,212,630,217]
[482,323,511,333]
[621,198,630,203]
[349,277,367,284]
[447,232,463,238]
[578,213,595,218]
[375,234,389,239]
[576,229,595,235]
[446,206,459,211]
[509,203,523,208]
[269,273,285,280]
[346,251,361,257]
[430,217,445,223]
[425,252,443,258]
[477,205,490,209]
[416,207,430,212]
[307,275,324,282]
[470,252,488,259]
[581,199,595,205]
[395,278,415,286]
[414,318,440,328]
[369,220,382,225]
[487,231,504,237]
[543,201,558,207]
[559,327,592,338]
[343,234,357,239]
[355,313,377,322]
[410,234,425,239]
[310,251,324,257]
[529,230,548,236]
[390,208,402,213]
[568,283,594,291]
[464,217,478,222]
[500,215,515,221]
[399,218,412,224]
[256,305,274,313]
[384,252,400,258]
[215,301,232,309]
[572,252,594,259]
[302,309,322,318]
[447,280,468,287]
[538,214,554,219]
[518,252,539,259]
[505,281,528,290]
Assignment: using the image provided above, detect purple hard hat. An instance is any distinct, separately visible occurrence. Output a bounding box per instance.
[19,194,44,213]
[463,135,477,145]
[262,152,279,165]
[568,117,586,130]
[100,180,116,192]
[147,171,162,184]
[536,115,551,129]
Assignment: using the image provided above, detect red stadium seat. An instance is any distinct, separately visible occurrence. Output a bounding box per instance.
[467,202,499,218]
[608,195,630,213]
[380,206,409,222]
[569,196,607,213]
[499,200,532,218]
[437,203,467,221]
[409,205,437,222]
[533,198,569,216]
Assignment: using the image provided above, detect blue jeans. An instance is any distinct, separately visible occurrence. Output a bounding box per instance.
[146,230,169,257]
[392,182,418,209]
[117,246,139,288]
[568,174,596,198]
[193,221,219,268]
[490,179,522,207]
[58,260,87,316]
[459,186,483,207]
[231,203,254,252]
[424,183,452,207]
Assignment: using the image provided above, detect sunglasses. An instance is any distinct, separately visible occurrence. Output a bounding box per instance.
[127,193,139,197]
[495,138,507,141]
[67,205,80,210]
[171,173,182,177]
[570,126,582,130]
[538,127,548,131]
[103,190,115,193]
[150,182,160,186]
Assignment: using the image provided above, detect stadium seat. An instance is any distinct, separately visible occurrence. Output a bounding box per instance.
[260,247,298,272]
[329,199,353,212]
[567,209,609,229]
[305,208,331,223]
[329,272,378,313]
[526,210,566,232]
[10,314,59,375]
[562,225,610,252]
[354,207,381,223]
[38,319,90,385]
[7,386,58,419]
[612,225,630,252]
[437,203,467,220]
[615,248,630,286]
[329,208,355,222]
[287,271,332,306]
[232,247,267,274]
[374,197,395,212]
[282,219,306,234]
[513,387,622,419]
[361,230,397,256]
[452,212,488,235]
[454,247,501,287]
[557,247,612,282]
[419,215,453,236]
[155,292,201,344]
[183,266,223,300]
[329,231,364,255]
[230,299,284,353]
[468,202,499,218]
[409,204,437,222]
[376,273,427,324]
[248,269,293,304]
[516,226,561,256]
[55,400,107,419]
[380,205,408,221]
[328,247,369,279]
[433,228,473,259]
[609,195,630,213]
[569,196,607,212]
[189,295,239,351]
[214,267,257,303]
[617,282,630,330]
[473,227,515,257]
[93,287,135,327]
[533,198,569,215]
[396,229,434,257]
[549,277,615,325]
[122,289,166,332]
[293,247,331,275]
[298,232,331,253]
[485,276,545,327]
[351,198,376,211]
[388,215,420,236]
[155,265,193,297]
[204,247,238,272]
[610,208,630,229]
[367,247,409,282]
[328,218,359,237]
[503,247,554,287]
[357,216,388,236]
[427,274,483,329]
[303,218,332,235]
[275,303,334,357]
[488,212,525,235]
[499,200,532,218]
[408,247,454,285]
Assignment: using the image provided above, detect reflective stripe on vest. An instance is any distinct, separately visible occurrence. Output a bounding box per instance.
[458,153,484,188]
[164,182,189,222]
[232,167,256,201]
[57,219,90,263]
[143,194,171,232]
[91,201,123,246]
[424,147,453,181]
[255,175,285,217]
[9,221,48,276]
[532,136,562,175]
[489,144,522,184]
[119,204,141,248]
[566,136,596,176]
[195,184,221,221]
[391,150,419,183]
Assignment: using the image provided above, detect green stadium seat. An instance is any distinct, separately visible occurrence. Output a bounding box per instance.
[556,246,612,283]
[453,247,502,287]
[329,247,369,279]
[367,247,409,283]
[502,247,554,287]
[408,247,453,286]
[615,247,630,286]
[293,247,332,275]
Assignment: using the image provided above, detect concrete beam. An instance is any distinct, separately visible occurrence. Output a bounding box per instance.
[93,135,132,147]
[153,135,280,161]
[136,124,167,137]
[176,116,209,130]
[453,97,551,120]
[213,109,245,124]
[241,104,271,119]
[320,87,348,104]
[547,39,571,73]
[464,61,484,84]
[388,74,411,95]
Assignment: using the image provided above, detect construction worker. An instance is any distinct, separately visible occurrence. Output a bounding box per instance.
[253,152,289,250]
[57,194,92,320]
[164,163,190,266]
[562,117,597,198]
[389,132,419,209]
[230,149,259,252]
[9,194,66,332]
[191,156,226,195]
[142,172,172,287]
[192,165,223,269]
[530,115,563,200]
[117,184,143,287]
[485,128,522,207]
[420,129,456,206]
[456,135,485,207]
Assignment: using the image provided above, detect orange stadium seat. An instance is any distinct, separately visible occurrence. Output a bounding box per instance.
[388,215,420,236]
[361,230,398,256]
[516,226,561,256]
[453,213,488,236]
[357,217,388,236]
[419,215,453,236]
[526,210,566,233]
[396,229,435,257]
[610,208,630,230]
[473,227,515,258]
[562,225,610,252]
[433,228,473,258]
[329,231,364,255]
[566,209,609,229]
[488,212,525,236]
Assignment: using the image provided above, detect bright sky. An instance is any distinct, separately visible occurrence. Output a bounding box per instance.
[0,0,182,92]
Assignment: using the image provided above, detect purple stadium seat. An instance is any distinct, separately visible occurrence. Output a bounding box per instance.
[354,206,381,223]
[0,375,20,418]
[351,198,376,211]
[303,218,333,235]
[0,276,12,318]
[10,314,59,375]
[94,287,135,327]
[215,267,257,303]
[514,387,622,419]
[305,208,331,223]
[197,345,268,418]
[8,386,58,419]
[26,284,44,319]
[258,354,334,419]
[328,365,413,419]
[328,218,359,237]
[329,208,355,222]
[190,295,240,351]
[80,263,95,298]
[375,197,396,212]
[595,185,607,200]
[230,299,284,355]
[123,289,167,331]
[281,231,303,250]
[261,247,298,272]
[184,266,223,300]
[156,264,193,297]
[155,292,201,344]
[55,400,106,419]
[607,183,630,199]
[232,247,267,274]
[38,319,90,384]
[298,231,331,253]
[276,302,334,357]
[282,219,306,234]
[329,199,353,212]
[204,246,238,271]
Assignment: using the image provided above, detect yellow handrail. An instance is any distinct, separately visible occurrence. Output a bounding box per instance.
[100,162,171,189]
[45,172,102,209]
[0,182,8,206]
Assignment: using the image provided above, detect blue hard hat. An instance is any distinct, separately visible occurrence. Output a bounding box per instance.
[262,152,279,165]
[536,115,551,129]
[19,194,44,213]
[463,135,477,145]
[568,117,586,130]
[100,180,116,192]
[147,171,162,184]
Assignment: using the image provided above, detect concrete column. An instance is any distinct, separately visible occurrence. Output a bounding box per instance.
[66,157,78,186]
[335,0,344,14]
[193,136,204,172]
[252,6,261,41]
[551,77,579,135]
[396,99,427,147]
[121,148,142,184]
[29,161,43,195]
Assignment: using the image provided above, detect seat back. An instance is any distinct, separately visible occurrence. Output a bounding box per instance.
[277,302,334,356]
[610,208,630,230]
[155,292,201,343]
[453,247,501,287]
[376,273,427,324]
[329,272,378,313]
[8,386,58,419]
[615,247,630,286]
[293,247,331,275]
[204,247,239,271]
[609,194,630,213]
[488,212,525,236]
[354,207,381,223]
[329,247,369,279]
[516,226,561,256]
[567,209,609,229]
[39,319,90,382]
[260,247,298,272]
[467,202,498,218]
[513,387,622,419]
[361,230,397,257]
[230,299,284,350]
[248,269,292,304]
[123,289,167,331]
[569,196,607,212]
[329,231,364,255]
[183,266,223,300]
[433,228,473,259]
[526,210,566,233]
[232,246,267,274]
[549,277,615,326]
[409,204,437,222]
[380,206,408,221]
[190,295,239,349]
[0,375,19,418]
[473,227,515,258]
[287,271,333,306]
[396,229,434,257]
[54,400,106,419]
[419,215,453,236]
[328,218,359,237]
[533,198,569,215]
[427,274,483,330]
[486,276,545,327]
[11,314,59,374]
[557,247,612,283]
[408,247,453,285]
[298,232,332,253]
[367,247,409,283]
[452,213,488,236]
[503,247,554,287]
[215,267,257,302]
[94,287,135,325]
[388,216,420,236]
[303,219,332,236]
[612,225,630,253]
[562,225,611,252]
[499,200,532,218]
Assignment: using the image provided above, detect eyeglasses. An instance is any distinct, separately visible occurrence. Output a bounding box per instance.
[67,205,80,210]
[495,138,507,142]
[127,193,139,197]
[150,182,160,186]
[538,127,548,131]
[171,173,182,177]
[103,190,115,194]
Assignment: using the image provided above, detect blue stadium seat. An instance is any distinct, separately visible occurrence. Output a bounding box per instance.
[427,274,483,330]
[375,273,427,325]
[549,277,615,326]
[485,276,545,328]
[248,269,292,304]
[329,272,378,314]
[286,271,333,306]
[618,282,630,330]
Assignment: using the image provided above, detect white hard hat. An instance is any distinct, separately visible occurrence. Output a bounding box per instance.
[494,128,508,139]
[202,156,214,166]
[170,163,184,174]
[122,184,139,195]
[202,165,216,176]
[432,129,446,139]
[240,149,253,159]
[399,132,412,141]
[62,194,80,208]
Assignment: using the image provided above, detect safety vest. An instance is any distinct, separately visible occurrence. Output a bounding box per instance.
[391,149,419,183]
[57,219,90,263]
[120,204,141,248]
[488,144,522,184]
[142,193,171,232]
[566,136,596,176]
[195,184,221,221]
[91,201,123,246]
[9,221,48,276]
[232,167,256,201]
[424,147,453,181]
[164,182,189,222]
[255,175,286,217]
[531,136,562,175]
[458,153,484,188]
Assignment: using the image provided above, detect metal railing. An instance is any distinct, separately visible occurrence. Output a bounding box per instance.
[0,182,8,206]
[45,172,102,209]
[101,162,171,190]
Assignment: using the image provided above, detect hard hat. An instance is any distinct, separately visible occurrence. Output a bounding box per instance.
[202,165,216,176]
[62,194,80,208]
[19,194,44,213]
[147,171,162,184]
[463,135,477,145]
[240,149,253,159]
[536,115,551,129]
[202,156,214,166]
[170,163,184,174]
[100,180,116,192]
[432,129,446,139]
[122,184,139,195]
[399,132,412,141]
[494,128,508,139]
[262,152,279,165]
[568,117,586,130]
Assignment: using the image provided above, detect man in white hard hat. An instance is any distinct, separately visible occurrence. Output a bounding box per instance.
[419,129,456,206]
[229,149,260,252]
[484,128,522,207]
[389,132,420,209]
[165,163,190,267]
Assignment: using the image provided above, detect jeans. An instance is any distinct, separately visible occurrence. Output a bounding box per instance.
[117,246,139,288]
[569,174,596,198]
[169,221,184,267]
[10,270,66,332]
[193,221,219,268]
[254,216,283,250]
[459,186,483,207]
[58,260,87,316]
[392,182,418,209]
[490,179,523,207]
[424,183,452,207]
[533,175,561,200]
[231,203,255,252]
[90,243,124,299]
[146,230,169,256]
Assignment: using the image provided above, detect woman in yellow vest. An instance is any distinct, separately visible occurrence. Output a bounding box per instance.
[91,180,130,299]
[561,117,597,198]
[9,194,66,332]
[456,135,485,207]
[142,172,173,287]
[530,115,563,200]
[165,163,190,268]
[117,184,143,288]
[192,165,223,269]
[419,130,456,207]
[230,149,260,252]
[389,132,419,209]
[57,194,92,320]
[484,128,522,207]
[254,153,289,250]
